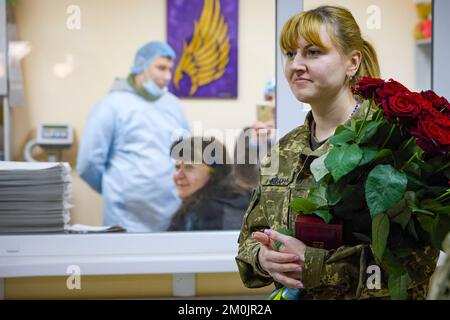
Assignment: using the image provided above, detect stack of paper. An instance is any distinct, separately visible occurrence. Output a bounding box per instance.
[0,161,72,233]
[64,224,126,233]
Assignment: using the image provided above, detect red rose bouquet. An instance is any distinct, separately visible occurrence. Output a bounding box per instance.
[288,77,450,299]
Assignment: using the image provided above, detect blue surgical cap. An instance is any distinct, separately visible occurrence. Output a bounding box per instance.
[130,41,176,75]
[264,78,276,96]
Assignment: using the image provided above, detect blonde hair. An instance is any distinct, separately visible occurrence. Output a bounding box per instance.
[280,6,380,84]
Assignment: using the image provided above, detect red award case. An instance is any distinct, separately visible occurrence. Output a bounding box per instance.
[294,215,343,250]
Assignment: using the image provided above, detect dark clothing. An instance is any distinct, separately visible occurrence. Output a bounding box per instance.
[309,118,327,151]
[234,126,274,193]
[234,127,261,192]
[168,190,251,231]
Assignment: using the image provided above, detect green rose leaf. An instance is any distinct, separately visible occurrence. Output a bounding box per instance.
[415,157,434,173]
[326,182,343,206]
[406,174,428,189]
[420,198,443,211]
[385,198,406,219]
[382,249,405,275]
[312,209,333,224]
[374,148,393,161]
[330,127,355,146]
[359,146,379,166]
[365,164,408,218]
[335,124,352,134]
[372,213,390,260]
[406,220,418,241]
[356,121,383,144]
[431,215,450,250]
[308,184,328,208]
[326,182,358,206]
[351,119,357,132]
[388,272,412,300]
[290,198,317,214]
[392,208,411,230]
[310,153,329,182]
[411,207,435,216]
[383,249,411,299]
[325,144,363,183]
[404,191,417,207]
[396,247,413,258]
[386,198,411,230]
[435,206,450,214]
[417,215,435,233]
[404,162,421,176]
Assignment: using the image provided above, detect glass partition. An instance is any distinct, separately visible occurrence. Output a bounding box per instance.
[1,0,433,235]
[2,0,276,234]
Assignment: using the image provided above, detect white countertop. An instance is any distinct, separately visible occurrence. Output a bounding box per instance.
[0,231,241,278]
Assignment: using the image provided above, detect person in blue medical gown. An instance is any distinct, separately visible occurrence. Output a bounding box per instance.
[77,41,191,232]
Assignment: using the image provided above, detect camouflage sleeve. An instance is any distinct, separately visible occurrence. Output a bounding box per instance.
[427,232,450,300]
[235,186,274,288]
[301,245,365,298]
[301,244,439,299]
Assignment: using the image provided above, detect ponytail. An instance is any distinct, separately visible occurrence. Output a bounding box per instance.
[358,40,380,79]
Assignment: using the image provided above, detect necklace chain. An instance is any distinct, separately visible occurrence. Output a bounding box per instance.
[349,100,360,120]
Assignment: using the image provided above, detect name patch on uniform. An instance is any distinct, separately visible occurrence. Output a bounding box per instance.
[268,177,290,185]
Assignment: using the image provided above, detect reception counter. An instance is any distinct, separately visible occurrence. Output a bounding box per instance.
[0,231,272,299]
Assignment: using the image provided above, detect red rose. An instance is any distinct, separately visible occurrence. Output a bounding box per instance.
[421,90,450,117]
[410,115,450,154]
[375,79,411,105]
[410,103,450,154]
[418,95,450,125]
[355,77,385,100]
[382,92,427,125]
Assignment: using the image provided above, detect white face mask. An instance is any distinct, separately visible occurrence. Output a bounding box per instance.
[142,78,167,98]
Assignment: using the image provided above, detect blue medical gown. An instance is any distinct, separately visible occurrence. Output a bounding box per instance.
[77,79,191,232]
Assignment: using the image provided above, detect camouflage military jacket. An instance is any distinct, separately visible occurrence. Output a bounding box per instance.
[235,104,438,299]
[428,232,450,299]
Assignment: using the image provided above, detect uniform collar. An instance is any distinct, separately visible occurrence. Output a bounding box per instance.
[301,99,371,157]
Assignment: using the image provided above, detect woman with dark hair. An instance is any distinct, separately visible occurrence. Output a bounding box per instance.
[167,136,250,231]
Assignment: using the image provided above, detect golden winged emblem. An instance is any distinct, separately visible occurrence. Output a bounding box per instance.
[173,0,231,96]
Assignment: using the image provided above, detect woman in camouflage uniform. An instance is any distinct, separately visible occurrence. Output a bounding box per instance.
[428,233,450,300]
[236,6,438,299]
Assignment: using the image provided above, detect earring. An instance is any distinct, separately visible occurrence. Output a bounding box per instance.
[349,75,353,81]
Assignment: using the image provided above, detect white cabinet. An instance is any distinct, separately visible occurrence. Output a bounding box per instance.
[0,1,10,161]
[0,2,6,96]
[415,38,432,92]
[414,0,432,92]
[1,1,7,161]
[433,0,450,98]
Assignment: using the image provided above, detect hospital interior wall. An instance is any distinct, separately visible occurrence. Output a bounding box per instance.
[11,0,276,226]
